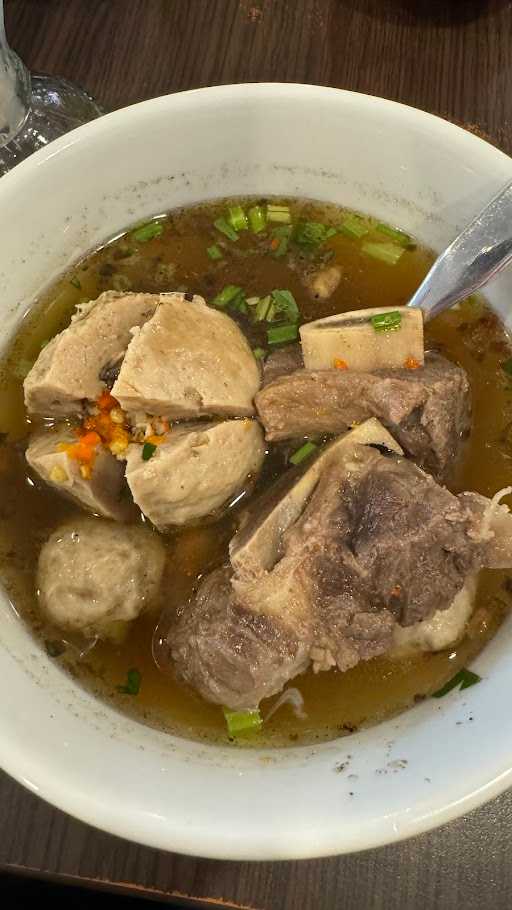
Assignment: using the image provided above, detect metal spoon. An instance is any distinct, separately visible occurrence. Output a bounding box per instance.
[407,179,512,320]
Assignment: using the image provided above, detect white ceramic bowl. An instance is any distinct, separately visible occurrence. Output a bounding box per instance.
[1,84,512,861]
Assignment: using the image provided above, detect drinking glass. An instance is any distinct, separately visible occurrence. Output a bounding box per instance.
[0,0,102,175]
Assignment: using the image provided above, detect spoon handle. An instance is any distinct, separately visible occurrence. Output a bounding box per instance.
[407,179,512,320]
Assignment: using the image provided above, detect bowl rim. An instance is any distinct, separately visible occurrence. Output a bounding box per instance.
[2,82,512,861]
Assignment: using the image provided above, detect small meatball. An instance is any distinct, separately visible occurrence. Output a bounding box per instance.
[37,518,166,637]
[26,426,136,522]
[125,419,265,529]
[305,265,342,300]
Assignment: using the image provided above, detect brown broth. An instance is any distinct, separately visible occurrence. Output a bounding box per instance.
[0,197,511,748]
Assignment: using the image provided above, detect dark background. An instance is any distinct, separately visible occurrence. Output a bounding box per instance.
[3,1,512,907]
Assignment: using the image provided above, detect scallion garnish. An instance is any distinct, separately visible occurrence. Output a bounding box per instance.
[370,311,402,333]
[206,244,223,261]
[231,295,249,314]
[376,223,412,247]
[271,289,299,323]
[267,324,298,345]
[212,285,244,309]
[361,241,404,266]
[70,276,82,289]
[253,347,266,360]
[223,707,262,736]
[270,225,292,257]
[289,441,318,465]
[214,217,239,242]
[118,668,141,696]
[294,221,335,249]
[502,357,512,376]
[254,295,273,322]
[248,205,267,233]
[267,204,291,224]
[142,442,157,461]
[130,222,164,243]
[432,667,482,698]
[228,205,249,232]
[338,214,369,239]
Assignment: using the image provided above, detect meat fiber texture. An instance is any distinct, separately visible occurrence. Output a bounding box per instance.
[170,421,512,710]
[255,352,471,481]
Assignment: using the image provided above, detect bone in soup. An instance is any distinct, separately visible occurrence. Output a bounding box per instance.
[1,197,512,747]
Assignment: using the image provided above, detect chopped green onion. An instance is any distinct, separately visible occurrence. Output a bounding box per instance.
[254,295,273,322]
[212,285,244,308]
[206,244,223,261]
[338,214,369,239]
[248,205,267,233]
[118,668,141,696]
[432,667,481,698]
[376,223,411,247]
[267,204,291,224]
[272,238,288,258]
[228,205,249,232]
[223,707,262,736]
[130,222,164,243]
[214,217,239,242]
[294,221,331,249]
[231,295,248,314]
[271,289,299,323]
[502,357,512,376]
[370,310,402,333]
[253,347,266,360]
[70,276,82,289]
[289,441,318,465]
[246,296,260,308]
[271,224,292,257]
[267,324,298,345]
[361,241,404,266]
[142,442,157,461]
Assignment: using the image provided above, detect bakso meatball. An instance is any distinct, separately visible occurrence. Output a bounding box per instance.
[37,517,165,638]
[124,419,266,528]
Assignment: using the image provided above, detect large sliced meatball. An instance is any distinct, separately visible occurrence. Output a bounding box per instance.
[24,291,160,416]
[125,419,265,529]
[111,294,260,418]
[37,517,165,637]
[26,426,136,522]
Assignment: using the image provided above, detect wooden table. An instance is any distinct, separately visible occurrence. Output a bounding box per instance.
[3,1,512,907]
